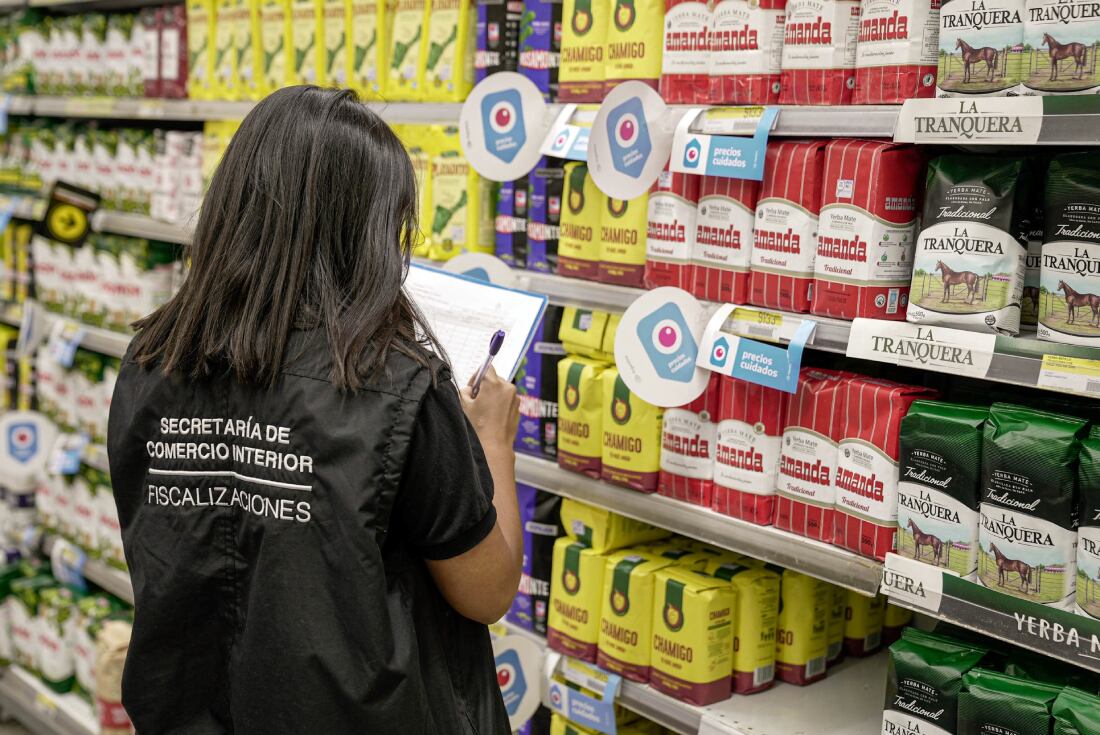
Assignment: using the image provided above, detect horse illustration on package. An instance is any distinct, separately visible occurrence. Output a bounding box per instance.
[956,39,999,83]
[990,543,1033,592]
[936,260,981,303]
[1056,280,1100,326]
[1043,33,1088,81]
[908,519,945,567]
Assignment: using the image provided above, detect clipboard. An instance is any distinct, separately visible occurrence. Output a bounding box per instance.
[406,263,549,384]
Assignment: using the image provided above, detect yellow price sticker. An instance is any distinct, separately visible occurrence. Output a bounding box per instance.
[34,692,58,717]
[705,106,767,121]
[1038,354,1100,396]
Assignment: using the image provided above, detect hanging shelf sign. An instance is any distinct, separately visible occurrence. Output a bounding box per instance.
[696,304,816,394]
[540,103,594,162]
[669,106,778,181]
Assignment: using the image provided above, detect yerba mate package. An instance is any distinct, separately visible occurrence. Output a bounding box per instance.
[853,0,940,103]
[843,589,885,656]
[691,175,760,303]
[601,368,664,492]
[1039,151,1100,347]
[558,356,608,478]
[774,368,848,541]
[516,305,564,460]
[959,669,1061,735]
[779,0,861,104]
[659,373,720,507]
[826,584,846,664]
[560,498,670,552]
[387,0,428,100]
[660,0,712,103]
[775,569,829,685]
[907,155,1030,335]
[559,162,605,280]
[508,484,564,634]
[712,562,781,694]
[598,193,651,287]
[603,0,664,90]
[186,0,215,99]
[597,549,673,682]
[496,179,526,267]
[528,158,565,273]
[713,375,789,526]
[559,0,608,100]
[898,400,987,580]
[936,0,1024,97]
[1054,688,1100,735]
[1023,0,1100,95]
[979,402,1087,610]
[811,140,924,321]
[421,0,477,102]
[559,306,616,361]
[709,0,787,104]
[549,538,608,662]
[519,0,562,99]
[348,0,386,98]
[834,377,938,561]
[750,140,828,313]
[1077,426,1100,620]
[884,627,988,735]
[882,603,912,647]
[645,168,702,290]
[650,566,736,705]
[287,0,323,86]
[475,0,521,81]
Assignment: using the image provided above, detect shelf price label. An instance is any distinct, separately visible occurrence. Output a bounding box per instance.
[670,107,776,181]
[541,104,591,161]
[34,691,59,719]
[50,537,88,593]
[545,654,621,735]
[698,304,815,394]
[894,97,1044,145]
[46,318,86,369]
[846,319,996,379]
[726,307,813,345]
[1037,353,1100,397]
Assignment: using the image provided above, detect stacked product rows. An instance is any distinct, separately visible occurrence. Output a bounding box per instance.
[546,496,911,706]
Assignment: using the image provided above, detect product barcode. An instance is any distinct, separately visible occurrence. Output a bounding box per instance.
[753,663,775,687]
[1086,380,1100,396]
[747,325,775,339]
[805,656,826,679]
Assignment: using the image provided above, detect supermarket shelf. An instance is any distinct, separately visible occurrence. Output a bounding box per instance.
[0,302,131,358]
[91,209,192,244]
[500,621,886,735]
[42,534,133,603]
[515,454,882,596]
[0,666,96,735]
[82,442,110,475]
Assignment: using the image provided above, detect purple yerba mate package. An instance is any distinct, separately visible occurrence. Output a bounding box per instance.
[519,0,562,99]
[507,483,563,633]
[476,0,524,82]
[526,158,563,273]
[515,305,563,459]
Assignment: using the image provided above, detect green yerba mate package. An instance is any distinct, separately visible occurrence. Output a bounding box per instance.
[884,628,987,735]
[978,402,1087,610]
[898,401,988,580]
[959,669,1061,735]
[1078,426,1100,620]
[1054,688,1100,735]
[1038,150,1100,348]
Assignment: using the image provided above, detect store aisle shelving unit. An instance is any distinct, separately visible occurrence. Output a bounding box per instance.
[0,666,96,735]
[500,621,887,735]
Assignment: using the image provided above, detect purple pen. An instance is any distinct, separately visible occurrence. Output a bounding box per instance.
[471,330,507,398]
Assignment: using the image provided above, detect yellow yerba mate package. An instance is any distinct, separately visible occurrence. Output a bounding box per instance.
[712,563,780,694]
[601,368,663,493]
[187,0,216,100]
[548,537,607,662]
[558,357,608,480]
[287,0,323,85]
[843,590,884,657]
[214,0,240,98]
[560,0,608,101]
[320,0,347,86]
[558,306,614,360]
[559,498,669,552]
[348,0,385,97]
[388,0,428,100]
[882,602,911,647]
[597,550,672,682]
[603,0,664,91]
[428,151,471,260]
[237,0,262,99]
[259,0,291,93]
[598,193,650,287]
[775,570,829,686]
[650,566,735,706]
[550,714,599,735]
[421,0,476,102]
[826,584,846,664]
[558,162,605,281]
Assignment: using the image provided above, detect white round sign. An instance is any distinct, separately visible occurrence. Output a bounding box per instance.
[442,253,519,287]
[459,72,550,182]
[587,82,672,200]
[492,635,543,730]
[614,287,711,407]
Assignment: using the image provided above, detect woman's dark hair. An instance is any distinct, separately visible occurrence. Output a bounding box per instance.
[129,85,440,390]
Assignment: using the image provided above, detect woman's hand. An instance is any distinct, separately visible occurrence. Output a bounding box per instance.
[459,365,519,450]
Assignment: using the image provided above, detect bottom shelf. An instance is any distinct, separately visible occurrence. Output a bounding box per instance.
[0,666,96,735]
[500,622,886,735]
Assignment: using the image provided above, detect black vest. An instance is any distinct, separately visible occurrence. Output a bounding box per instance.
[107,332,509,734]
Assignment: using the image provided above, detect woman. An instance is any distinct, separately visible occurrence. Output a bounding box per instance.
[107,86,521,734]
